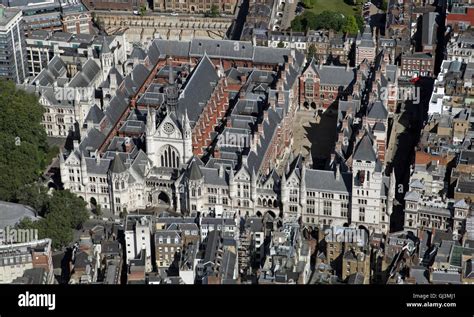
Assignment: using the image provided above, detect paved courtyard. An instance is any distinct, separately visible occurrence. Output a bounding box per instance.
[291,106,338,169]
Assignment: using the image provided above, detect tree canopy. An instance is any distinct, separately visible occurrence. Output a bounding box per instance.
[17,190,89,249]
[0,80,49,201]
[0,79,89,249]
[291,10,363,34]
[342,15,359,34]
[307,43,317,59]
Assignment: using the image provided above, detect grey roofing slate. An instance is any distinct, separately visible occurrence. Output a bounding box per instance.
[201,167,228,186]
[69,59,101,88]
[105,92,129,124]
[190,39,254,60]
[306,58,355,86]
[178,54,219,126]
[79,128,107,154]
[130,46,147,60]
[84,105,105,124]
[353,133,377,162]
[253,46,290,65]
[85,157,112,175]
[110,153,126,174]
[367,100,388,120]
[187,157,203,180]
[304,169,352,193]
[33,56,67,86]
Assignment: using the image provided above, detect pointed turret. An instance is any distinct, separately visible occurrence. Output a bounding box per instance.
[165,57,178,114]
[251,168,257,202]
[306,152,313,168]
[281,173,288,203]
[229,168,236,199]
[300,164,306,204]
[168,56,175,84]
[187,157,203,181]
[110,153,126,174]
[81,153,88,186]
[182,108,192,164]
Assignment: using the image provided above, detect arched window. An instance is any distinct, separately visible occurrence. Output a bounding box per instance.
[159,145,180,168]
[192,188,196,197]
[121,181,125,189]
[115,181,120,190]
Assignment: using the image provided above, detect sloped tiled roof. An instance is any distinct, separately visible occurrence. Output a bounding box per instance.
[353,133,377,162]
[367,100,388,120]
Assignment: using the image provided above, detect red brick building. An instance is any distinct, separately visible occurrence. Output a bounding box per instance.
[400,53,434,78]
[299,58,356,110]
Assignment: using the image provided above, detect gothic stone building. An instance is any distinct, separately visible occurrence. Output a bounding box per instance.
[59,38,395,234]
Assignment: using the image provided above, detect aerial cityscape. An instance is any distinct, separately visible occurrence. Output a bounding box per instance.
[0,0,473,289]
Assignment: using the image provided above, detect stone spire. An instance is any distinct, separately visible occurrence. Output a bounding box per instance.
[165,57,178,114]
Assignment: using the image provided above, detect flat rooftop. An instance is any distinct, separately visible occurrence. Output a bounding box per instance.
[0,7,21,28]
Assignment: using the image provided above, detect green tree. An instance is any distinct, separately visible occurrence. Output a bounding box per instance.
[205,4,219,17]
[307,43,317,59]
[17,190,89,249]
[291,16,305,31]
[355,14,365,32]
[342,15,359,34]
[292,11,349,32]
[301,0,317,8]
[139,5,147,16]
[46,190,89,229]
[277,41,286,48]
[16,183,49,216]
[0,80,48,201]
[94,204,102,217]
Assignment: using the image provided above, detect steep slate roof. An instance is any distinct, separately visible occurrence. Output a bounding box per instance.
[190,39,254,60]
[130,46,147,60]
[100,67,124,89]
[353,133,377,162]
[305,169,352,193]
[178,54,219,126]
[405,191,421,202]
[149,39,291,66]
[253,46,290,65]
[372,122,386,131]
[69,59,101,87]
[84,105,105,124]
[422,12,438,47]
[85,157,112,174]
[454,199,470,209]
[305,58,355,86]
[247,107,283,173]
[201,167,229,186]
[367,100,388,120]
[33,55,68,86]
[105,92,129,124]
[110,153,126,174]
[79,128,107,154]
[358,25,375,48]
[187,157,203,180]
